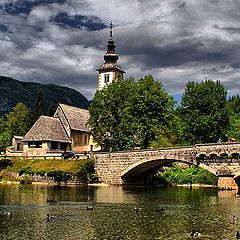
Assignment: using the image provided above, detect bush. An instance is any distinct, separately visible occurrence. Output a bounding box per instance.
[47,171,72,183]
[160,165,217,186]
[89,173,98,183]
[19,166,32,176]
[20,174,32,184]
[77,159,97,183]
[0,158,13,169]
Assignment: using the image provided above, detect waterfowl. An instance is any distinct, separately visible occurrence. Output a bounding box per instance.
[86,206,93,211]
[155,207,165,213]
[236,231,240,239]
[7,211,12,217]
[233,215,239,223]
[190,230,200,237]
[134,206,141,214]
[47,214,56,221]
[47,199,57,204]
[1,210,12,217]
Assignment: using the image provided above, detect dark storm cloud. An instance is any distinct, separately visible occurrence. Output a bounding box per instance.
[50,12,107,31]
[116,26,230,71]
[1,0,66,15]
[213,24,240,34]
[0,24,9,32]
[0,0,240,99]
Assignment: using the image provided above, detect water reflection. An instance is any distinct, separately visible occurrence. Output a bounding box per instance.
[0,184,240,239]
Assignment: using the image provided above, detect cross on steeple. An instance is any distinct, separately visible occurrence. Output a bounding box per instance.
[109,21,113,39]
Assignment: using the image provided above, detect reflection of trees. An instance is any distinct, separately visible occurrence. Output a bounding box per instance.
[0,185,238,239]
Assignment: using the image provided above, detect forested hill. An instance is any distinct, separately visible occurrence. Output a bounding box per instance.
[0,76,90,116]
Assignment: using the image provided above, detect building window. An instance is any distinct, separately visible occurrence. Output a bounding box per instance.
[104,74,110,84]
[84,135,88,145]
[51,142,59,149]
[28,141,42,148]
[60,142,66,150]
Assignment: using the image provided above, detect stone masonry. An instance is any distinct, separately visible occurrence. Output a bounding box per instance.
[93,142,240,187]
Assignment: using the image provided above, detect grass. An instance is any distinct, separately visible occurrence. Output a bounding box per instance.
[2,158,85,174]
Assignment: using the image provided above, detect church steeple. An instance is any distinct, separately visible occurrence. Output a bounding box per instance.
[104,22,118,62]
[97,22,125,90]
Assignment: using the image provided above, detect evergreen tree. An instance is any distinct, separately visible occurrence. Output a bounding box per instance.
[32,90,45,123]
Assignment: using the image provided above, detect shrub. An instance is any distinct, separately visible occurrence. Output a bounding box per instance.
[159,165,218,185]
[20,174,32,184]
[0,158,13,169]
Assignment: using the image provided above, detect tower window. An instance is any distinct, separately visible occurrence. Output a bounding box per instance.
[104,74,110,84]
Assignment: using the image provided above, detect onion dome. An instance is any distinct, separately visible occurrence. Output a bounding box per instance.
[98,22,125,73]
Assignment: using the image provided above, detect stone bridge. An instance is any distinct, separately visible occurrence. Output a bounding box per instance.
[92,142,240,189]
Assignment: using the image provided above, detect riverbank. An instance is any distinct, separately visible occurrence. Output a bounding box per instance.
[176,184,216,188]
[0,157,97,185]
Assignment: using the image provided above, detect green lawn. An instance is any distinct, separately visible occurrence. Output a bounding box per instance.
[1,158,85,174]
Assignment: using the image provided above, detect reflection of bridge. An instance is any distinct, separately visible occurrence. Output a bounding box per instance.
[93,142,240,189]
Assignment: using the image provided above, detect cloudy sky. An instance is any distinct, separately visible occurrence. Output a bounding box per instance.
[0,0,240,100]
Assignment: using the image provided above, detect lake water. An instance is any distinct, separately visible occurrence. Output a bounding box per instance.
[0,184,239,240]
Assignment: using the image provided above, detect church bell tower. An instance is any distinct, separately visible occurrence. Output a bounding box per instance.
[97,22,125,90]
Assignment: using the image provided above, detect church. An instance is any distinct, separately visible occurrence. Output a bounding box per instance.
[97,22,125,90]
[6,23,124,158]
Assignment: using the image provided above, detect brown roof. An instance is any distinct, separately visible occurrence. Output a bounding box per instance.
[59,104,90,132]
[97,62,125,73]
[22,116,71,143]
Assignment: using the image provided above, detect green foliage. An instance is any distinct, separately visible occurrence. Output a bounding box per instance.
[20,174,32,184]
[89,75,176,150]
[0,76,89,117]
[160,165,218,185]
[47,171,71,183]
[225,114,240,141]
[0,103,31,150]
[32,90,45,123]
[77,159,96,183]
[19,166,32,176]
[225,95,240,141]
[7,103,31,136]
[0,158,13,169]
[177,80,229,144]
[227,95,240,115]
[0,127,12,151]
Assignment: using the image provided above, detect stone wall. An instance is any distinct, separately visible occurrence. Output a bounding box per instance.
[93,147,195,184]
[93,143,240,186]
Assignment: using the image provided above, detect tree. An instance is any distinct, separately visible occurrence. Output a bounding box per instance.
[88,75,175,151]
[225,95,240,141]
[0,103,31,151]
[177,80,229,144]
[129,75,176,148]
[32,90,45,123]
[7,103,31,136]
[0,117,11,151]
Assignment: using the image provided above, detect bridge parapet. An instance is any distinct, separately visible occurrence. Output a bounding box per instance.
[93,143,240,185]
[196,142,240,157]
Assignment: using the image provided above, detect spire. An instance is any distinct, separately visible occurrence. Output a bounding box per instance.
[109,21,113,39]
[104,22,118,62]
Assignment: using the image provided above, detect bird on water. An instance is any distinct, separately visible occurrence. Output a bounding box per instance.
[46,214,56,221]
[87,206,93,211]
[190,230,200,237]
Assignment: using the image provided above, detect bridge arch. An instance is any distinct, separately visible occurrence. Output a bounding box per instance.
[120,157,214,184]
[93,142,240,186]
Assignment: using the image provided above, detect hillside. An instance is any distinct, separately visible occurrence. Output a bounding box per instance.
[0,76,90,116]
